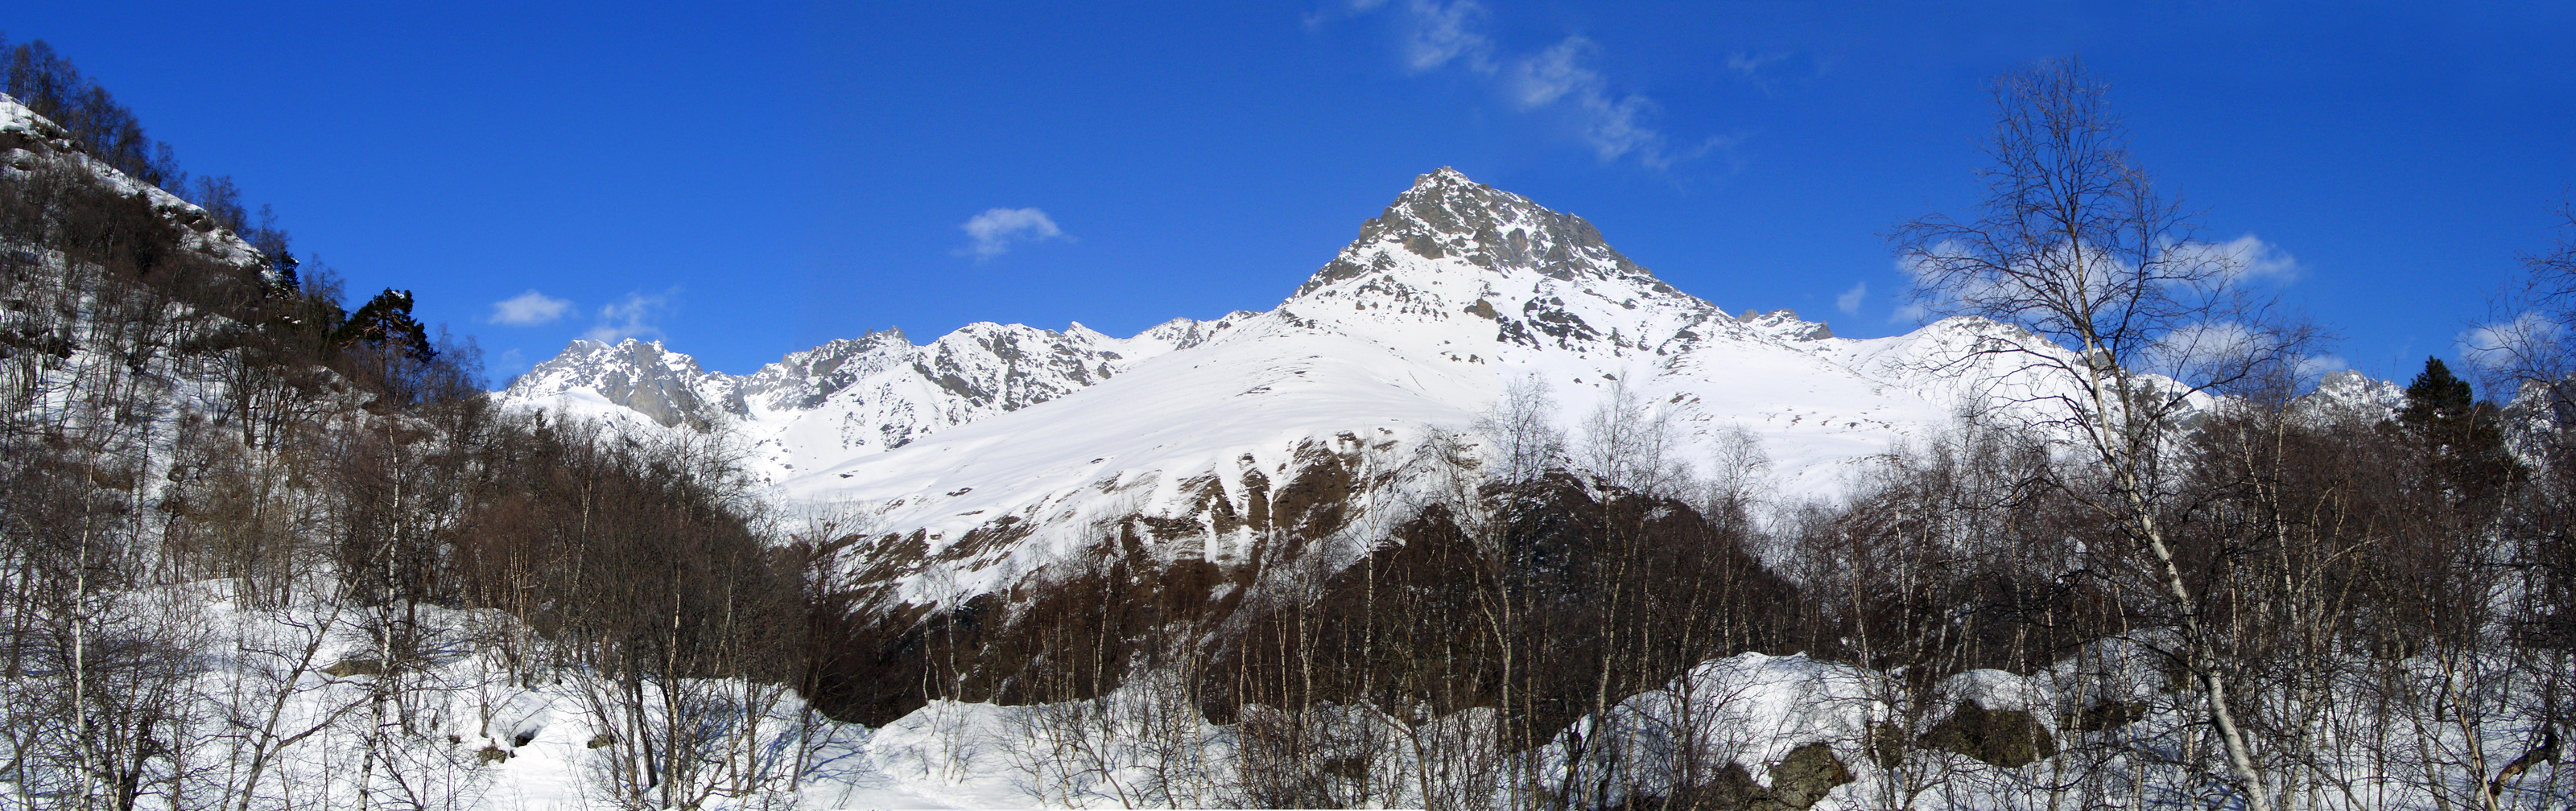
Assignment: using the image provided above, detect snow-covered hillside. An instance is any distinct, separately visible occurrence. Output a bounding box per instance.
[4,92,266,268]
[506,167,2126,607]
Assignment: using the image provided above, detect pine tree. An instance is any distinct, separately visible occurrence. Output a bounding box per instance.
[2400,356,2474,429]
[332,288,435,361]
[2397,356,2519,504]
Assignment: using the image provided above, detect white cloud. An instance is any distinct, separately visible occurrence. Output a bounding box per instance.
[1889,244,1973,323]
[2459,311,2561,369]
[2159,234,2301,285]
[584,290,671,344]
[1900,236,2295,327]
[1398,0,1493,72]
[488,290,572,326]
[2226,237,2302,283]
[1508,36,1715,169]
[1508,36,1591,107]
[1302,0,1393,32]
[2149,320,2306,373]
[2293,353,2350,381]
[1352,2,1716,171]
[1835,281,1867,315]
[2156,321,2260,360]
[960,207,1067,259]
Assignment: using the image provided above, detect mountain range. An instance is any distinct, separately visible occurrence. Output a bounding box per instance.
[502,167,2381,609]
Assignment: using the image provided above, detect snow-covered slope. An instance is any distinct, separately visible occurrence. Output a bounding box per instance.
[506,167,2186,607]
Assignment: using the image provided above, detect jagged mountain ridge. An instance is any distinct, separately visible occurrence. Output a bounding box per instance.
[506,311,1259,476]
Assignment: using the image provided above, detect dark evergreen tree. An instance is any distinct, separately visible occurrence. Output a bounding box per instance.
[2396,356,2520,505]
[2400,356,2475,428]
[266,250,300,295]
[332,288,435,361]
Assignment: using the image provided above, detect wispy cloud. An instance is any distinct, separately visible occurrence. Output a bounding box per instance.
[1835,281,1867,315]
[960,207,1067,260]
[1722,49,1823,96]
[584,290,673,344]
[2293,353,2350,381]
[2459,311,2561,369]
[2150,320,2268,368]
[1889,245,1961,323]
[1725,51,1785,79]
[489,290,572,326]
[1893,234,2302,324]
[2174,234,2303,285]
[1394,0,1492,72]
[1348,1,1722,171]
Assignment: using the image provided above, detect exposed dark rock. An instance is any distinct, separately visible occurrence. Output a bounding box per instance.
[2064,700,2146,733]
[1919,701,2057,768]
[1765,743,1857,809]
[321,658,384,678]
[1641,743,1853,811]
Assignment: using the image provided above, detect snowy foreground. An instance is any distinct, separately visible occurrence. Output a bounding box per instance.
[32,578,2553,811]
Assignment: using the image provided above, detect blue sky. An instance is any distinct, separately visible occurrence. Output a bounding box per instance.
[10,2,2575,389]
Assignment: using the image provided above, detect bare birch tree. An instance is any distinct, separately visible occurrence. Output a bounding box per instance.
[1895,56,2310,811]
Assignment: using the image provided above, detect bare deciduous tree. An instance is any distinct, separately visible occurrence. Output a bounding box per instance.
[1895,56,2311,811]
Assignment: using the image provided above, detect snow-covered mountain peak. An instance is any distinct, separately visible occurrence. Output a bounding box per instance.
[2290,368,2407,426]
[502,311,1261,477]
[1276,166,1744,373]
[1733,308,1835,342]
[511,338,735,428]
[1291,167,1688,308]
[502,167,2265,613]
